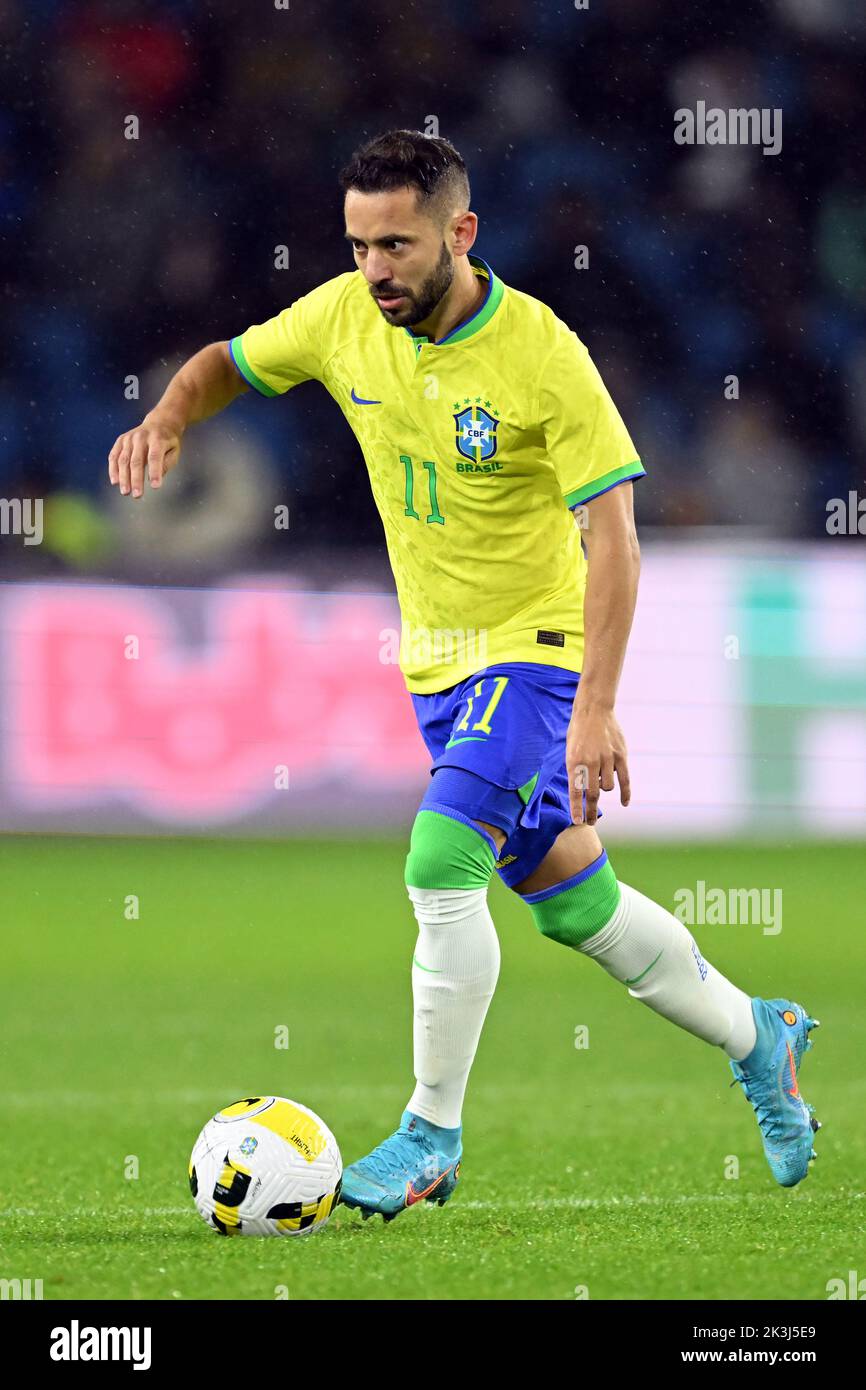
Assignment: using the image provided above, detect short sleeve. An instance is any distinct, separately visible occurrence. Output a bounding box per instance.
[229,289,324,398]
[539,327,645,508]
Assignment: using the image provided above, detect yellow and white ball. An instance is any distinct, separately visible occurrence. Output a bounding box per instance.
[189,1096,342,1236]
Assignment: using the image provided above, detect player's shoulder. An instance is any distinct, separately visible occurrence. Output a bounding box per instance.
[500,279,587,357]
[260,270,372,362]
[292,269,366,318]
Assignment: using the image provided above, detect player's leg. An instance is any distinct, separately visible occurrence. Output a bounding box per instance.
[508,821,821,1187]
[404,794,505,1132]
[341,664,569,1220]
[512,823,759,1055]
[340,770,514,1221]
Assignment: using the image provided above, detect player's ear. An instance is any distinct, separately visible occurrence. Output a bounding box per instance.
[451,209,478,256]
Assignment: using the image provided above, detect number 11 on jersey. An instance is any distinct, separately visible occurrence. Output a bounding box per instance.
[401,454,445,525]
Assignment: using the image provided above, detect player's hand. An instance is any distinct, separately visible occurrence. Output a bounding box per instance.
[108,416,182,498]
[566,703,631,825]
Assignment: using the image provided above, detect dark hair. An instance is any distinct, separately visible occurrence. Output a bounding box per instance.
[339,129,470,218]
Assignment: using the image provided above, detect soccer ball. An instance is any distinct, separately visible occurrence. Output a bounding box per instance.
[188,1096,342,1237]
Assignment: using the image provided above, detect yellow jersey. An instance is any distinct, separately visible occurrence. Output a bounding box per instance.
[230,254,643,693]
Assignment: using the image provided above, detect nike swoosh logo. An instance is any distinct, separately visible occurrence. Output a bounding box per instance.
[405,1164,455,1206]
[785,1042,800,1099]
[351,387,382,405]
[412,955,442,974]
[445,736,486,748]
[624,949,664,986]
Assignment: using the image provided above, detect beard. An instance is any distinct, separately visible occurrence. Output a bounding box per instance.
[371,241,454,328]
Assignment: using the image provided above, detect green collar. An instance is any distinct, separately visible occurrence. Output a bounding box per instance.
[403,254,504,348]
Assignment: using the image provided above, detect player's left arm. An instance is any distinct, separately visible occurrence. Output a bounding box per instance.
[566,481,640,826]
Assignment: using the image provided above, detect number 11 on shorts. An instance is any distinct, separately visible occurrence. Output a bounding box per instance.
[455,676,509,735]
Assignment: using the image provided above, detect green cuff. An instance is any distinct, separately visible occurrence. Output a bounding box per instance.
[229,336,280,398]
[564,461,645,509]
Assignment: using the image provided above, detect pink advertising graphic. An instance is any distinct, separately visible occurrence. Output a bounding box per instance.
[1,549,864,836]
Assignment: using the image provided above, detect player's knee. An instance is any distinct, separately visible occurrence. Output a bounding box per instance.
[522,850,621,949]
[511,823,603,897]
[404,808,497,892]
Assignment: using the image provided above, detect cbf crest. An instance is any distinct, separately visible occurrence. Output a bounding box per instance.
[454,398,500,463]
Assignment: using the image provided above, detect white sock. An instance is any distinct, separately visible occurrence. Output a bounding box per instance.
[579,882,757,1060]
[406,885,501,1129]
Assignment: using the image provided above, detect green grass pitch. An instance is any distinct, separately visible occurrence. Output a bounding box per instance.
[2,834,863,1301]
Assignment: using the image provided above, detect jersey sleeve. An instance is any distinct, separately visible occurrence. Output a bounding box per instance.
[229,286,327,398]
[539,327,645,508]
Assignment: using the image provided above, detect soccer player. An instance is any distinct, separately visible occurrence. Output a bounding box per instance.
[108,130,820,1218]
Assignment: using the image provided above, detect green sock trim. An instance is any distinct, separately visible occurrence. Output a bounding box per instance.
[405,810,495,891]
[528,860,621,949]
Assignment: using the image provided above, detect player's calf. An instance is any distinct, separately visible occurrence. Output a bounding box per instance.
[518,846,758,1053]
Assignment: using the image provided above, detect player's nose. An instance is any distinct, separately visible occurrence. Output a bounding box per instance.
[365,252,393,285]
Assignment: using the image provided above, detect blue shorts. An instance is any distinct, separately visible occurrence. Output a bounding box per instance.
[411,662,582,890]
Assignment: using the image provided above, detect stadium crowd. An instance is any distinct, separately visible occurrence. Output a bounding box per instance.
[2,0,864,576]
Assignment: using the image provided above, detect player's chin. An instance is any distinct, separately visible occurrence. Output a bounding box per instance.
[374,298,414,326]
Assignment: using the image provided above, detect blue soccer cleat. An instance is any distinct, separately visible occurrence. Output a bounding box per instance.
[339,1109,462,1222]
[729,997,821,1188]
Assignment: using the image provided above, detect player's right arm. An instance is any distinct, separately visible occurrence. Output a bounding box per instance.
[108,341,249,499]
[539,322,645,825]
